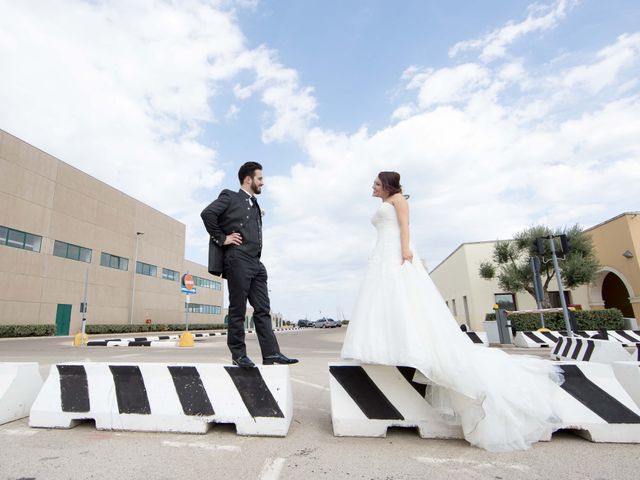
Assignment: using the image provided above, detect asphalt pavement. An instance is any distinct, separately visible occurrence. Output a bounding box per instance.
[0,327,638,480]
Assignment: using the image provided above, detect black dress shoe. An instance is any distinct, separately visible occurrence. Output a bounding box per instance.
[262,352,299,365]
[232,355,255,369]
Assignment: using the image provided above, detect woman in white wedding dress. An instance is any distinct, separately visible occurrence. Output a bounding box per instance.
[341,171,563,452]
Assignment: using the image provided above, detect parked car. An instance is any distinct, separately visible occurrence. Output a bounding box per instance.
[324,318,338,328]
[314,318,327,328]
[297,319,312,327]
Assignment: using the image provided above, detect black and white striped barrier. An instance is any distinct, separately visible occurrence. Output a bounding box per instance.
[90,340,179,347]
[29,363,292,436]
[513,330,592,348]
[514,330,562,347]
[0,363,43,425]
[465,331,488,346]
[612,362,640,409]
[551,336,632,364]
[605,330,640,347]
[328,362,463,439]
[553,362,640,443]
[85,329,301,347]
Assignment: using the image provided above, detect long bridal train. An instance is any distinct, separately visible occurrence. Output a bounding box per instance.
[328,360,640,448]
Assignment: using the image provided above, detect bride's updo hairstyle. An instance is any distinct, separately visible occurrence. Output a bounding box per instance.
[378,171,402,195]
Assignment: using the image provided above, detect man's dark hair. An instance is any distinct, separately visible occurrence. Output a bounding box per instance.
[238,162,263,184]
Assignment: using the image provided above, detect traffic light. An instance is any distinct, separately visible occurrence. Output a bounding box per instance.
[559,234,571,255]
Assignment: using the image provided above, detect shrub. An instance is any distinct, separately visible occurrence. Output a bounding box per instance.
[484,308,624,331]
[0,324,55,338]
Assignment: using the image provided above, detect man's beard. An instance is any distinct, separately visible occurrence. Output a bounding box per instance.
[250,180,261,194]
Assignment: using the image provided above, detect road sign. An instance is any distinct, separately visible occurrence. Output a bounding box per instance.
[181,273,195,290]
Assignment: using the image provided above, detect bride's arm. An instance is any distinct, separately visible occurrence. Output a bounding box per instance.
[392,195,413,263]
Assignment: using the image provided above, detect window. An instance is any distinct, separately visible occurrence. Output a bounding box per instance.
[494,293,516,311]
[193,275,222,290]
[549,291,572,308]
[0,225,42,252]
[100,252,129,271]
[162,268,179,281]
[53,240,92,263]
[185,303,222,314]
[136,261,157,277]
[452,299,457,316]
[463,296,470,324]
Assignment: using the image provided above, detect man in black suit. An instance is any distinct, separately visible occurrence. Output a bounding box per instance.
[201,162,298,368]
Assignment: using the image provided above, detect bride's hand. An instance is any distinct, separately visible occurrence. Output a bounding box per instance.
[402,248,413,264]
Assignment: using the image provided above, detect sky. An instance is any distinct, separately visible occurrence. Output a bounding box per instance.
[1,0,639,321]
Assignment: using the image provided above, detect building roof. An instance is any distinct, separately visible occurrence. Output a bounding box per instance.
[429,239,503,274]
[584,212,640,233]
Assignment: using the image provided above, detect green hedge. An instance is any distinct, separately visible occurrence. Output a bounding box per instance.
[85,323,226,334]
[0,324,55,338]
[484,308,624,331]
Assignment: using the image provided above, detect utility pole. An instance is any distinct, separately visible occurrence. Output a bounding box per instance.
[536,235,573,336]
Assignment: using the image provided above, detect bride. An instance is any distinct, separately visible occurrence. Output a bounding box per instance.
[341,171,562,452]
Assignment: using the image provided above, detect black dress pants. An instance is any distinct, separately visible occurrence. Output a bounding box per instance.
[224,250,279,359]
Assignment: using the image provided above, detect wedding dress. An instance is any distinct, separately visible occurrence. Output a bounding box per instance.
[341,201,562,452]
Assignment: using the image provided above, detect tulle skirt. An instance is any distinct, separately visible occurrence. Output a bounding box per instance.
[341,256,563,452]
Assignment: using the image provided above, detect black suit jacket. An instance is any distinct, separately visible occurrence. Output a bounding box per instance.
[201,189,263,277]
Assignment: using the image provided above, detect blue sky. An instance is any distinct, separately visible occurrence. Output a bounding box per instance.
[1,0,639,320]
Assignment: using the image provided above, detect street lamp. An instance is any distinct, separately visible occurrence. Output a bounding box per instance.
[129,231,144,325]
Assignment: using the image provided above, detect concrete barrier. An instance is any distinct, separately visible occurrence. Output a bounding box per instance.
[329,362,462,439]
[30,362,292,436]
[554,362,640,443]
[605,330,640,347]
[464,331,488,346]
[612,362,640,409]
[86,340,178,347]
[0,363,43,425]
[551,336,632,364]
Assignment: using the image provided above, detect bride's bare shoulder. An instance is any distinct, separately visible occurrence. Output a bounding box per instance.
[389,193,408,206]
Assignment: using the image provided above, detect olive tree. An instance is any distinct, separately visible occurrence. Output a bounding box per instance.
[478,225,600,308]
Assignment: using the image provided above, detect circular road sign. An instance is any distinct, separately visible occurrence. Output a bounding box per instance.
[182,274,194,290]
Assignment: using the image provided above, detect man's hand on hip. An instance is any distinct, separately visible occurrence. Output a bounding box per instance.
[224,232,243,246]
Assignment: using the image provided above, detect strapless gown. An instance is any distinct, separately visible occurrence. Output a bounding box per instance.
[341,201,562,452]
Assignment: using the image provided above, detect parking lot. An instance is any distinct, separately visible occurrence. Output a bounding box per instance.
[1,327,639,480]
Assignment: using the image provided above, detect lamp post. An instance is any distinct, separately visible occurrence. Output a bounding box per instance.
[129,231,144,325]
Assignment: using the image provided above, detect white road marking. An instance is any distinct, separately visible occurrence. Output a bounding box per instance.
[161,440,241,452]
[258,457,286,480]
[415,457,530,472]
[0,428,38,436]
[291,377,329,391]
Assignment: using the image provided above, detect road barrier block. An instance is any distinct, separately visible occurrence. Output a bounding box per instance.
[552,336,632,364]
[553,362,640,443]
[30,362,292,436]
[612,362,640,409]
[464,331,488,346]
[0,363,43,425]
[329,362,463,439]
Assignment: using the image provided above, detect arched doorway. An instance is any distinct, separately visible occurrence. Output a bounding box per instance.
[602,272,634,317]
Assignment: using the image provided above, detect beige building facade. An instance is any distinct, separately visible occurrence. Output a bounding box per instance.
[585,212,640,321]
[430,242,590,332]
[430,212,640,332]
[0,129,223,334]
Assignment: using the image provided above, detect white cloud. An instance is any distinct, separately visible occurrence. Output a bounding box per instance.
[0,0,317,250]
[449,0,577,62]
[559,32,640,93]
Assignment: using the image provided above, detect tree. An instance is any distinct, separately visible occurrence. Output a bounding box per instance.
[478,225,600,308]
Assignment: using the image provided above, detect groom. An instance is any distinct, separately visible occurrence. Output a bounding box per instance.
[201,162,298,368]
